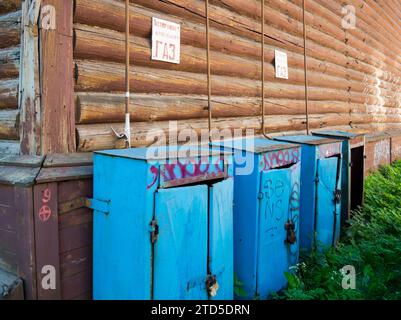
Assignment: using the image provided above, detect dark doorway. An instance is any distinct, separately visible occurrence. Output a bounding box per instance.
[350,146,364,212]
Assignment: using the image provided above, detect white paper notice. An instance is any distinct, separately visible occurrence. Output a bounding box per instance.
[275,50,289,79]
[152,17,181,64]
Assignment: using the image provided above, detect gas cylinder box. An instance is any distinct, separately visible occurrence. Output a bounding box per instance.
[274,135,343,253]
[312,131,365,226]
[212,138,301,300]
[90,146,234,300]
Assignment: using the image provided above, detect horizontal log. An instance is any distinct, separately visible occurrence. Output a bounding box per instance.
[0,109,19,139]
[0,79,18,109]
[0,46,19,79]
[73,1,396,91]
[133,0,401,85]
[0,10,21,49]
[76,113,352,151]
[75,60,388,106]
[0,0,21,14]
[75,0,362,85]
[74,24,368,93]
[75,0,303,55]
[75,92,352,123]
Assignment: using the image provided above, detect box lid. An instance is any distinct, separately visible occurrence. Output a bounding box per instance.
[211,137,299,154]
[311,130,364,140]
[274,135,341,146]
[95,146,231,161]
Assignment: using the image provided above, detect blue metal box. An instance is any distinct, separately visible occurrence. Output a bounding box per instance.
[212,138,301,300]
[90,146,234,300]
[312,131,365,225]
[274,135,343,253]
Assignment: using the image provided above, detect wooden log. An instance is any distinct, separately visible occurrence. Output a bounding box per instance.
[0,10,21,49]
[0,46,19,79]
[75,92,352,124]
[75,112,352,151]
[0,0,21,14]
[315,0,401,74]
[74,0,304,62]
[133,0,401,82]
[0,109,19,140]
[75,60,383,105]
[74,24,368,93]
[73,0,396,91]
[0,79,18,109]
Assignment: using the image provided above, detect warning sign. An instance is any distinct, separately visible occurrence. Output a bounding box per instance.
[152,17,181,64]
[275,50,289,79]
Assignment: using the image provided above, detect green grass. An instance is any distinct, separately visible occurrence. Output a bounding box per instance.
[275,160,401,300]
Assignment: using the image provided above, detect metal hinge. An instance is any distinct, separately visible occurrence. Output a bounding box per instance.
[315,177,320,183]
[258,192,264,200]
[150,219,159,244]
[85,198,110,215]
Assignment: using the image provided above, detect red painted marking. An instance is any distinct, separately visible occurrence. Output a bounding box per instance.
[38,187,52,222]
[42,188,51,203]
[39,205,52,222]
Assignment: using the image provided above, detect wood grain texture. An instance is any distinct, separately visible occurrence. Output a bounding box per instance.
[40,0,75,154]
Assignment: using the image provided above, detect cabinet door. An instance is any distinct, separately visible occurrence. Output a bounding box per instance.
[288,162,301,267]
[316,157,339,250]
[334,157,342,245]
[257,168,291,299]
[209,178,234,300]
[154,185,208,300]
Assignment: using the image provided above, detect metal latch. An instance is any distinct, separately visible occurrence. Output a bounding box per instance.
[206,274,219,297]
[333,189,341,204]
[150,219,159,244]
[284,220,297,245]
[85,198,110,215]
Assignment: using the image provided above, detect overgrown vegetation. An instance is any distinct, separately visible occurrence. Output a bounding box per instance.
[276,160,401,300]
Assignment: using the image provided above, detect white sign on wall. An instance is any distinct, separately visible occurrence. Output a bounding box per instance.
[275,50,289,79]
[152,17,181,64]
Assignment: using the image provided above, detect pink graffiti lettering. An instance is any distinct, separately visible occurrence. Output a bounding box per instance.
[147,165,159,190]
[262,148,300,171]
[147,157,226,188]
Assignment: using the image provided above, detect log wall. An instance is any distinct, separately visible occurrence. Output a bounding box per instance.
[72,0,401,152]
[0,1,21,154]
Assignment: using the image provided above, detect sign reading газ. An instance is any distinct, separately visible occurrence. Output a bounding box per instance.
[152,17,181,64]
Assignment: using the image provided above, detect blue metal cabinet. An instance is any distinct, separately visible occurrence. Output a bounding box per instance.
[274,135,343,253]
[212,138,301,300]
[90,146,234,300]
[312,131,365,225]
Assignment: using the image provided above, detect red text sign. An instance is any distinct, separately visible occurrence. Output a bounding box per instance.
[152,17,181,64]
